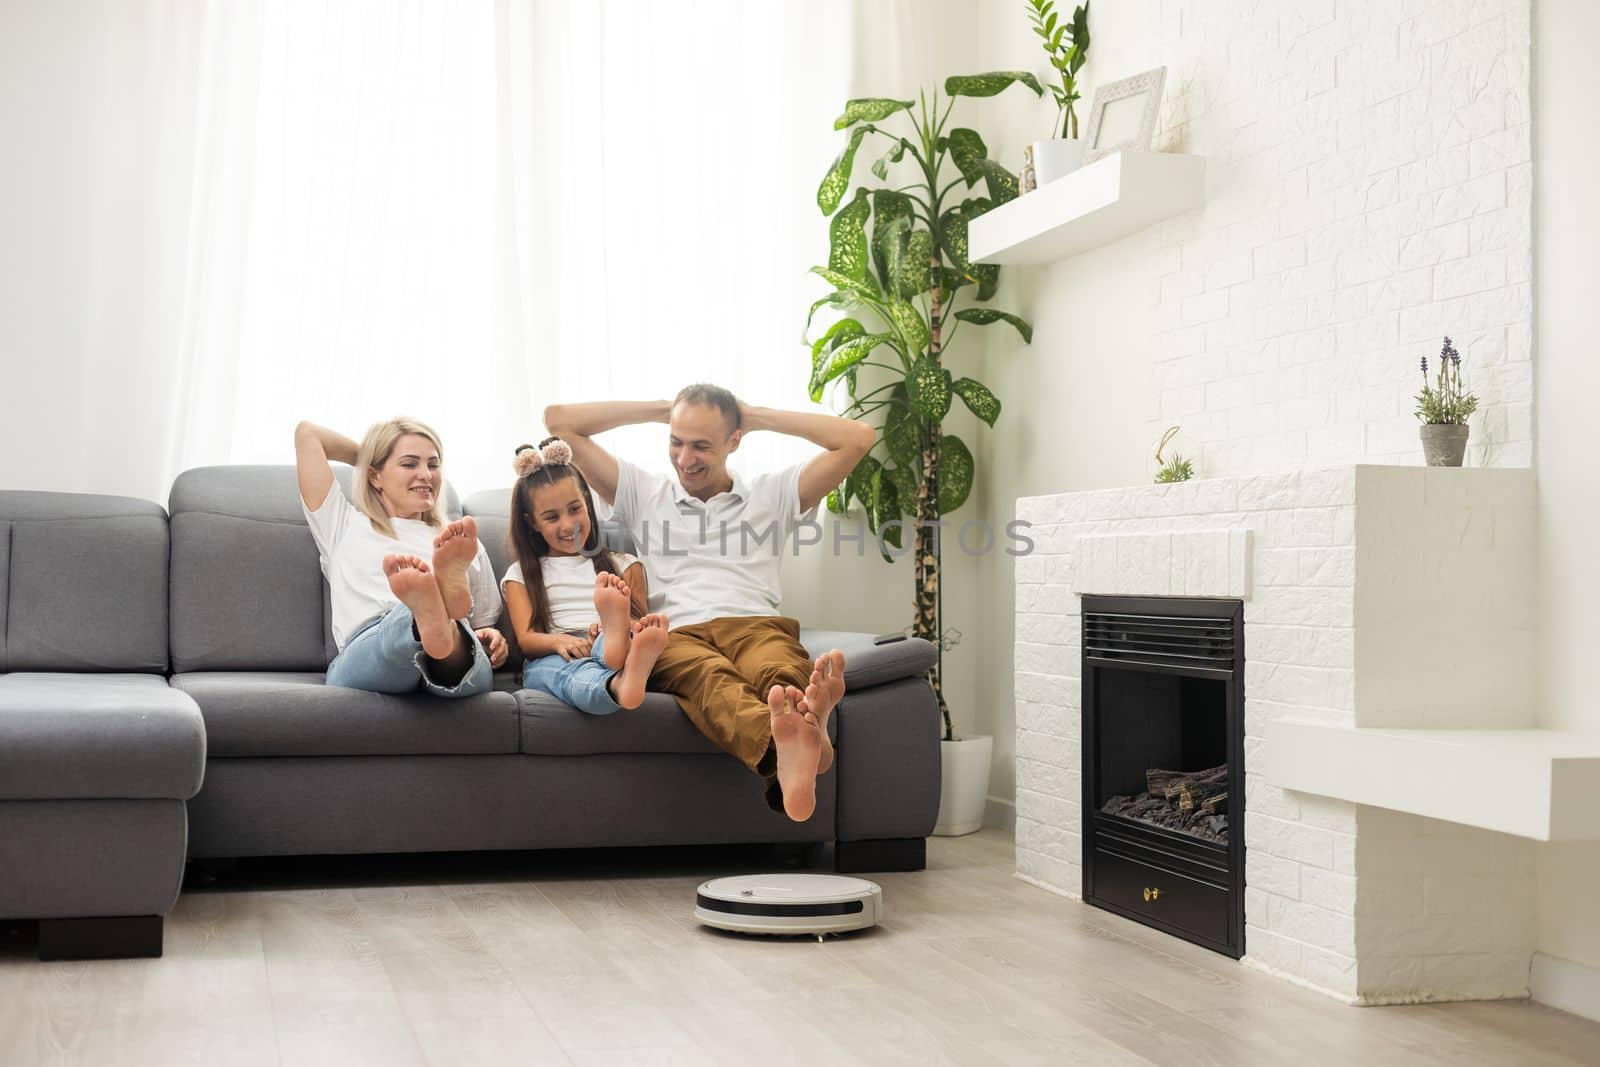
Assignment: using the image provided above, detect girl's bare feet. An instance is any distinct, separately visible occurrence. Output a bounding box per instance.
[612,614,669,709]
[383,554,456,659]
[593,572,632,670]
[432,517,479,619]
[801,650,847,775]
[768,684,822,822]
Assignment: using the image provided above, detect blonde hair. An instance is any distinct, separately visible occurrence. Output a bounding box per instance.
[353,417,448,537]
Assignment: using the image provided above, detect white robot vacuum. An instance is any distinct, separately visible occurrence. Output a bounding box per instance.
[694,873,883,938]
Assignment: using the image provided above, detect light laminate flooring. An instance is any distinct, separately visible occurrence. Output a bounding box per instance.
[2,829,1597,1066]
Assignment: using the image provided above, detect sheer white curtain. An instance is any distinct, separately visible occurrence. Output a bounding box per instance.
[165,0,873,495]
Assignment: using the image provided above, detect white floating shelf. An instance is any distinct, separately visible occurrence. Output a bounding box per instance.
[970,150,1205,265]
[1265,721,1600,841]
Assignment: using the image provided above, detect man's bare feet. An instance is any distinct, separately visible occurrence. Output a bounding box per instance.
[611,614,669,709]
[800,649,847,775]
[432,517,478,619]
[768,684,822,822]
[383,554,456,659]
[593,572,632,670]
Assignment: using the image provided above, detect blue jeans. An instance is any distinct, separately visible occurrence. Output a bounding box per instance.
[326,604,492,697]
[522,632,622,715]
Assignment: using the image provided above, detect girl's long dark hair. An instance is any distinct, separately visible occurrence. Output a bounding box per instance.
[507,438,623,635]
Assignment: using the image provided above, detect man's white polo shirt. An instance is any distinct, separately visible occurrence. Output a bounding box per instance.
[607,457,818,628]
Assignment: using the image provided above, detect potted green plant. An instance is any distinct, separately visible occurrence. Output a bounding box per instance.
[1024,0,1091,186]
[807,76,1038,835]
[1415,336,1479,466]
[1153,425,1195,483]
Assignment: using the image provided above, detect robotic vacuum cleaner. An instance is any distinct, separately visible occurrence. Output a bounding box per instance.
[694,873,883,937]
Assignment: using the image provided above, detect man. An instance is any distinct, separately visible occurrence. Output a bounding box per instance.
[544,385,875,821]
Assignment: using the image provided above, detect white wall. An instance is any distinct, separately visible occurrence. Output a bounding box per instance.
[1532,0,1600,986]
[0,1,203,503]
[969,0,1533,824]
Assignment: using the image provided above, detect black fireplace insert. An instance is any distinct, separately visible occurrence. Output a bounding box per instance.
[1081,595,1244,958]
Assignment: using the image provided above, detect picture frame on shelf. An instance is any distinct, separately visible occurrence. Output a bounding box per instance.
[1081,66,1167,164]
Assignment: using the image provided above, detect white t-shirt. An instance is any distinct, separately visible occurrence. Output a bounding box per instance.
[500,551,642,634]
[303,485,501,650]
[607,458,817,628]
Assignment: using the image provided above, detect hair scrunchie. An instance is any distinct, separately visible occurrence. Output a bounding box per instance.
[512,438,574,478]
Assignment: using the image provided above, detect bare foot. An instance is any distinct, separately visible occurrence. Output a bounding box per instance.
[432,517,478,619]
[769,684,821,822]
[593,572,632,670]
[612,614,669,709]
[800,650,847,775]
[383,554,456,659]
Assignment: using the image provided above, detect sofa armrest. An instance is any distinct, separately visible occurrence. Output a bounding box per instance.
[798,630,936,690]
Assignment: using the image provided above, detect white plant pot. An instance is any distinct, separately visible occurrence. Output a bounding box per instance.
[1030,138,1084,185]
[934,734,994,837]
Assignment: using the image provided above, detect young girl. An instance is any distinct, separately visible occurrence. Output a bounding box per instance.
[503,437,669,713]
[295,418,507,694]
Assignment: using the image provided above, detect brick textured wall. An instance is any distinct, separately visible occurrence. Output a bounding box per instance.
[1143,0,1531,475]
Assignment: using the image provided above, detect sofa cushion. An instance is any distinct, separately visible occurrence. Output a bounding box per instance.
[168,466,463,673]
[0,492,169,673]
[172,672,520,757]
[0,674,205,800]
[517,689,724,756]
[799,630,937,689]
[516,688,841,757]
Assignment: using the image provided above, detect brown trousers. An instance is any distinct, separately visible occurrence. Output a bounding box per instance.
[648,616,814,795]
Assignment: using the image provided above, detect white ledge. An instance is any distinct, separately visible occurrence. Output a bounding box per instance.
[970,150,1206,265]
[1265,721,1600,841]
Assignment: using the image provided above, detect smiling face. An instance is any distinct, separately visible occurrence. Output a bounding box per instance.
[668,401,741,500]
[528,475,590,557]
[369,433,442,520]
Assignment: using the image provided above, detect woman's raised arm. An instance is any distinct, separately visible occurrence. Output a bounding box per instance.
[294,421,360,511]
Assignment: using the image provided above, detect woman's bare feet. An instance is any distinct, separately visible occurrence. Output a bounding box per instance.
[611,614,669,709]
[593,572,632,670]
[801,650,847,775]
[768,684,822,822]
[432,517,479,619]
[383,554,456,659]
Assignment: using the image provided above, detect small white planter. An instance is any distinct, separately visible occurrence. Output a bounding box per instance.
[1030,138,1084,185]
[934,734,994,837]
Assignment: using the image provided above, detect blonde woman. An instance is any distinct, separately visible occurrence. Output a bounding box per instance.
[294,419,507,695]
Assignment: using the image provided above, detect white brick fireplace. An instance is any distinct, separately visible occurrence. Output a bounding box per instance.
[1013,465,1544,1003]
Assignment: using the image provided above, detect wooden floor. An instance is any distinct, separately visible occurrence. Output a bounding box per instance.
[2,829,1597,1066]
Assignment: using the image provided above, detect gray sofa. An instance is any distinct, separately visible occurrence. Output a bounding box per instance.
[0,466,940,959]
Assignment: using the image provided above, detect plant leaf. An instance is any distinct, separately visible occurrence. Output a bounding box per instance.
[953,307,1033,343]
[817,126,870,215]
[938,434,975,513]
[805,290,856,335]
[833,98,914,130]
[884,387,921,468]
[943,71,1045,99]
[907,356,953,422]
[894,229,936,299]
[889,300,930,356]
[937,206,973,276]
[828,188,872,282]
[845,455,883,522]
[976,159,1019,205]
[810,265,883,305]
[826,487,847,515]
[811,332,895,401]
[870,190,916,291]
[952,378,1002,427]
[870,138,909,180]
[946,128,988,187]
[809,317,866,388]
[885,462,919,517]
[973,263,1000,301]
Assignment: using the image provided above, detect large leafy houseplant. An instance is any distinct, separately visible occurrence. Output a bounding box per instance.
[806,75,1039,741]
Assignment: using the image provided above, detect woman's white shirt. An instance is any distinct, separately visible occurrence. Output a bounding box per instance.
[302,485,500,650]
[501,552,641,634]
